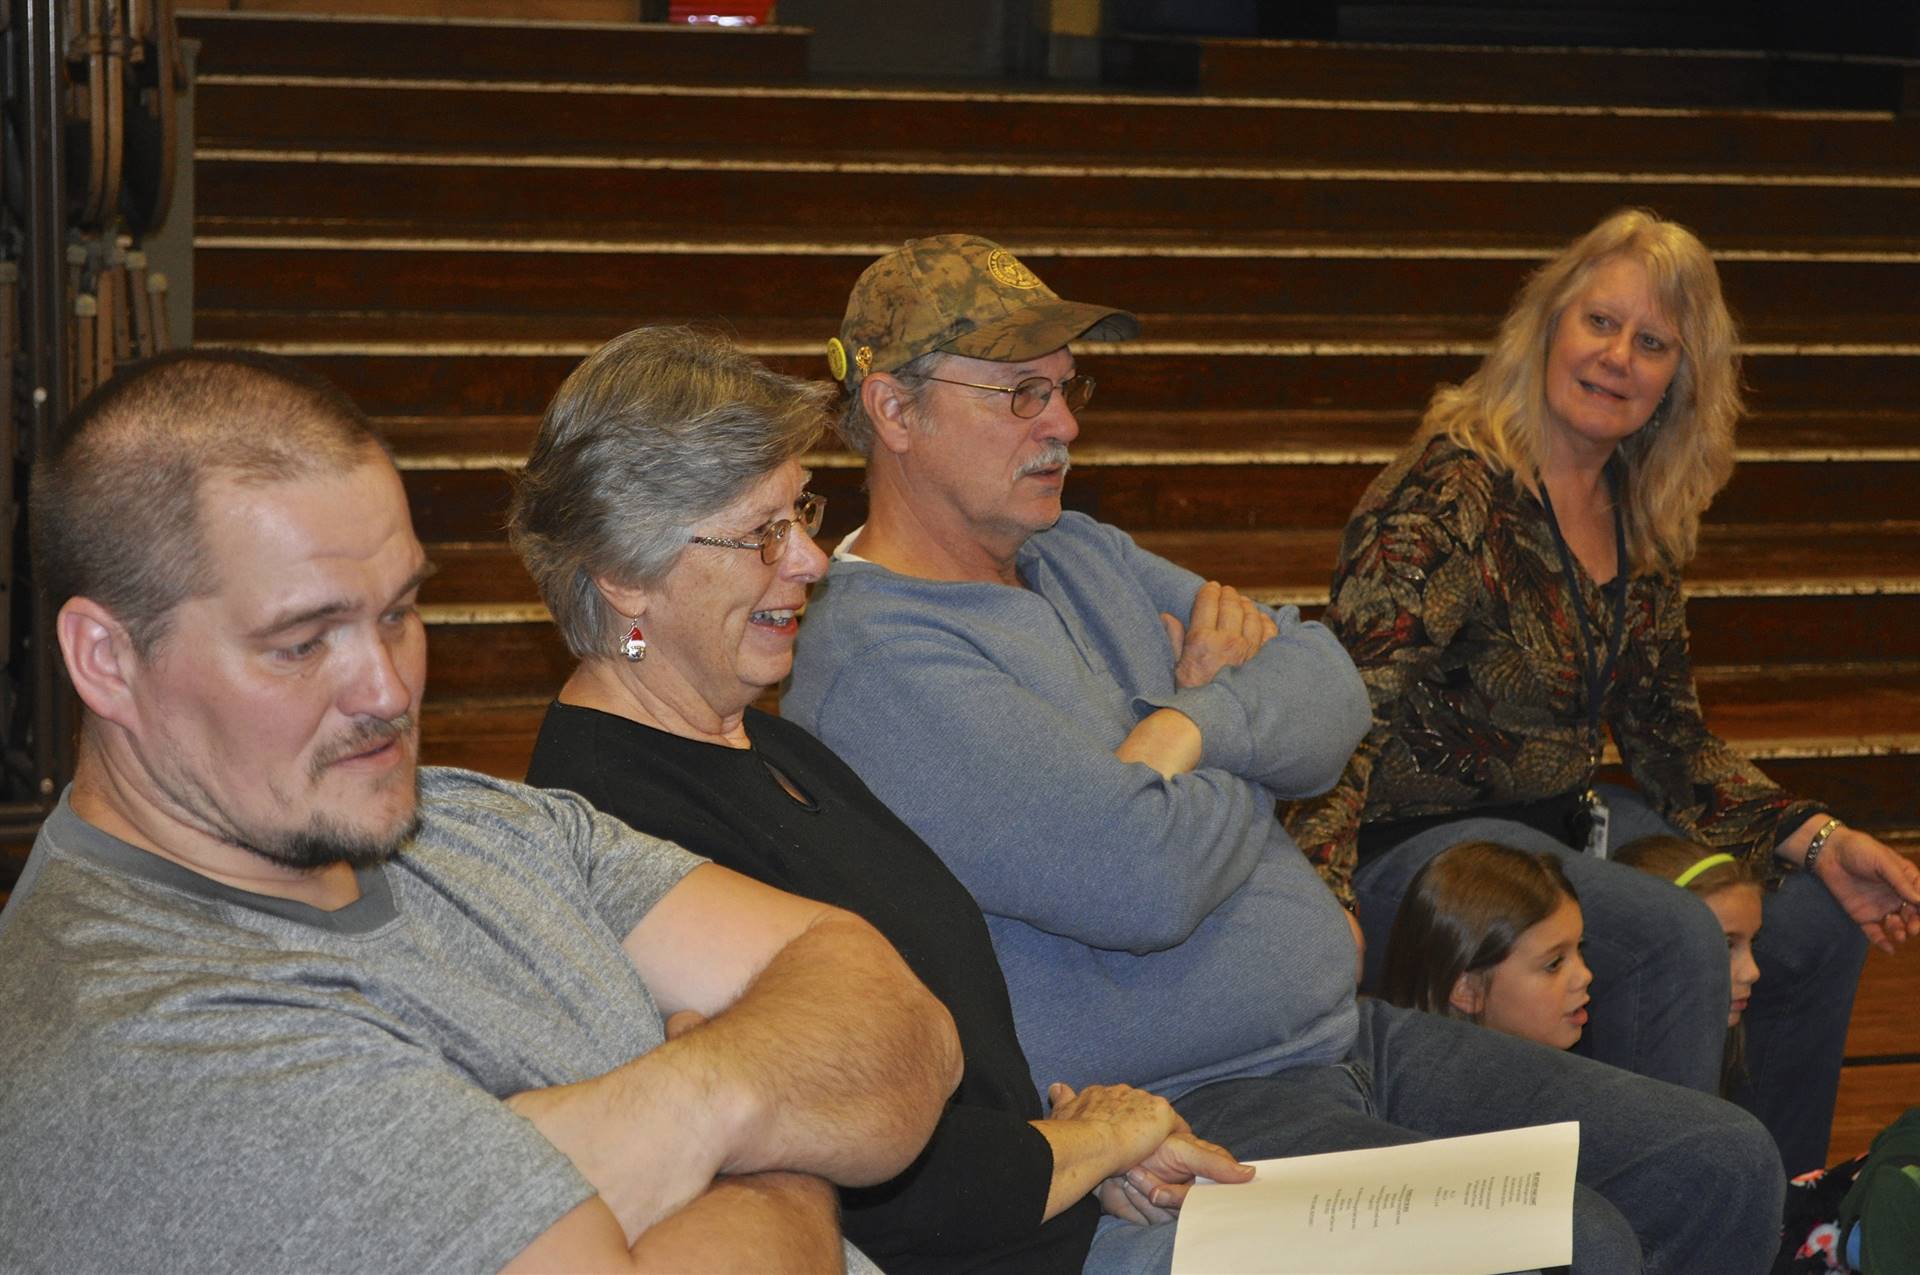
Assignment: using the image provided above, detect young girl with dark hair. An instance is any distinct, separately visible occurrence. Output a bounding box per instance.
[1380,841,1593,1049]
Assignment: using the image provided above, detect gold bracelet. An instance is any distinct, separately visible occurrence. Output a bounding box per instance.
[1803,817,1843,874]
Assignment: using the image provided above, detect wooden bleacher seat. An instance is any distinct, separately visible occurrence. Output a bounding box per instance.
[175,5,1920,1160]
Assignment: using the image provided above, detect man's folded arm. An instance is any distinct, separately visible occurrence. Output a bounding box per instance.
[503,1175,844,1275]
[508,863,962,1242]
[809,637,1272,952]
[1116,527,1369,791]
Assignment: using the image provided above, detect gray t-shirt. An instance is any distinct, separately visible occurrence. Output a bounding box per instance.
[0,767,703,1273]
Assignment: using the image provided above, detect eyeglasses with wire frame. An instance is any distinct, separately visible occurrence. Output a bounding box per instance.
[922,372,1095,419]
[688,492,827,565]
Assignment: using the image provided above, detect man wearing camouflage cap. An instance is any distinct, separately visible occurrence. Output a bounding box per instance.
[786,233,1785,1272]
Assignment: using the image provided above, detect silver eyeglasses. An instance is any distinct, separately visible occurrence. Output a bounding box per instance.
[689,492,826,565]
[923,372,1095,419]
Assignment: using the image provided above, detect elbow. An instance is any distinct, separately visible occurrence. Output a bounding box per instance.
[1323,687,1373,788]
[890,989,963,1177]
[1105,875,1220,953]
[1327,650,1372,753]
[850,996,960,1188]
[926,992,965,1099]
[838,919,964,1186]
[1125,912,1206,955]
[1290,662,1372,797]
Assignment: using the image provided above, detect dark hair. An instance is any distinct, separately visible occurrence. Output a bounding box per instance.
[1613,834,1757,1096]
[1381,840,1580,1020]
[508,326,830,659]
[29,348,389,657]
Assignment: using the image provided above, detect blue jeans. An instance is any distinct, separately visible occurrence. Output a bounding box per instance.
[1734,864,1868,1175]
[1159,999,1782,1275]
[1352,788,1868,1174]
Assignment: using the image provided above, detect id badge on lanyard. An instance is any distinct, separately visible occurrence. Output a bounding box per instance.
[1540,470,1629,858]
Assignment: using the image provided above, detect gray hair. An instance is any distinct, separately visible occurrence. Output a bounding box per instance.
[833,349,949,454]
[31,348,389,658]
[509,326,831,659]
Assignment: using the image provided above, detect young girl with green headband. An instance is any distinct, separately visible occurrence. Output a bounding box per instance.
[1615,835,1763,1096]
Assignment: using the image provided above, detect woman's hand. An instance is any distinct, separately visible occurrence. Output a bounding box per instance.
[1034,1082,1253,1226]
[1094,1123,1254,1224]
[1797,821,1920,953]
[1162,581,1279,689]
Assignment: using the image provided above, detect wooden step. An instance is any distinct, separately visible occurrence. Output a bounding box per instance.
[1848,932,1920,1061]
[1833,1062,1920,1162]
[192,240,1920,340]
[410,524,1920,699]
[186,1,653,18]
[1101,37,1920,113]
[414,523,1920,623]
[345,408,1919,475]
[1835,845,1920,1161]
[416,597,1920,711]
[416,668,1920,819]
[191,76,1920,177]
[193,151,1920,249]
[178,11,808,82]
[252,344,1920,428]
[388,445,1920,542]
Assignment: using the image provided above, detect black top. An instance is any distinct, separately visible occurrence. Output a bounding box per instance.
[527,702,1099,1275]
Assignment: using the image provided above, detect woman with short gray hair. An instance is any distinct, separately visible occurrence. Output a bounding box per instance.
[514,325,1243,1275]
[510,324,830,662]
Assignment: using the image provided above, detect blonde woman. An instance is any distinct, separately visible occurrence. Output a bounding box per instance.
[1287,208,1920,1176]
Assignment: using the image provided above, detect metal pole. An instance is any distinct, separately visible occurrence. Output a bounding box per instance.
[22,0,75,803]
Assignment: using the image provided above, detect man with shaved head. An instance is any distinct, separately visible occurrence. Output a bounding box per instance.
[0,349,959,1273]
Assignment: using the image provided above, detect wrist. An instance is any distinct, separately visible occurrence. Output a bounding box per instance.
[1801,817,1844,876]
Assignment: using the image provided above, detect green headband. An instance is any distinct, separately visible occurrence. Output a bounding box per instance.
[1673,852,1737,889]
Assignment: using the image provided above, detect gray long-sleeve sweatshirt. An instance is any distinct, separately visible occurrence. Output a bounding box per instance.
[785,513,1370,1100]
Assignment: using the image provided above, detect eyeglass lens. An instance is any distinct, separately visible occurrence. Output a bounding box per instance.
[1009,375,1094,419]
[758,493,826,564]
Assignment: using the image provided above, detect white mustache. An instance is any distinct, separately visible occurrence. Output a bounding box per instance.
[1017,444,1072,478]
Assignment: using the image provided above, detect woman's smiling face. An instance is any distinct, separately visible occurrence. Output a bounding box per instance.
[1543,255,1682,464]
[639,460,828,719]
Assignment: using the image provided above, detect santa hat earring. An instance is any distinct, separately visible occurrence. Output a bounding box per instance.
[620,617,647,663]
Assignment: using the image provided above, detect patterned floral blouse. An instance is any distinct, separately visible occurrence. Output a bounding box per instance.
[1286,434,1823,905]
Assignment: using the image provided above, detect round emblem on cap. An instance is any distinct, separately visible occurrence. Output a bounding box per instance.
[826,336,849,382]
[988,249,1042,290]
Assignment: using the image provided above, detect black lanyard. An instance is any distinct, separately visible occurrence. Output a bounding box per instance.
[1537,467,1629,780]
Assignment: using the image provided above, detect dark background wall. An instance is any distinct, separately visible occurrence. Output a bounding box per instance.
[784,0,1920,79]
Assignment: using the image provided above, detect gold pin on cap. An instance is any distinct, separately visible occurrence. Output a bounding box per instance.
[988,248,1042,290]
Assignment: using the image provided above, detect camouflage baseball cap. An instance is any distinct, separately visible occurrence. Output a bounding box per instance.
[828,234,1139,391]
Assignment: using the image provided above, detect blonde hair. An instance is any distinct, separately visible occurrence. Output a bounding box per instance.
[1420,208,1740,575]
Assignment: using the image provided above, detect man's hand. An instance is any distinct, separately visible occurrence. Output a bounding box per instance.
[1162,581,1279,689]
[1114,707,1203,779]
[1804,823,1920,953]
